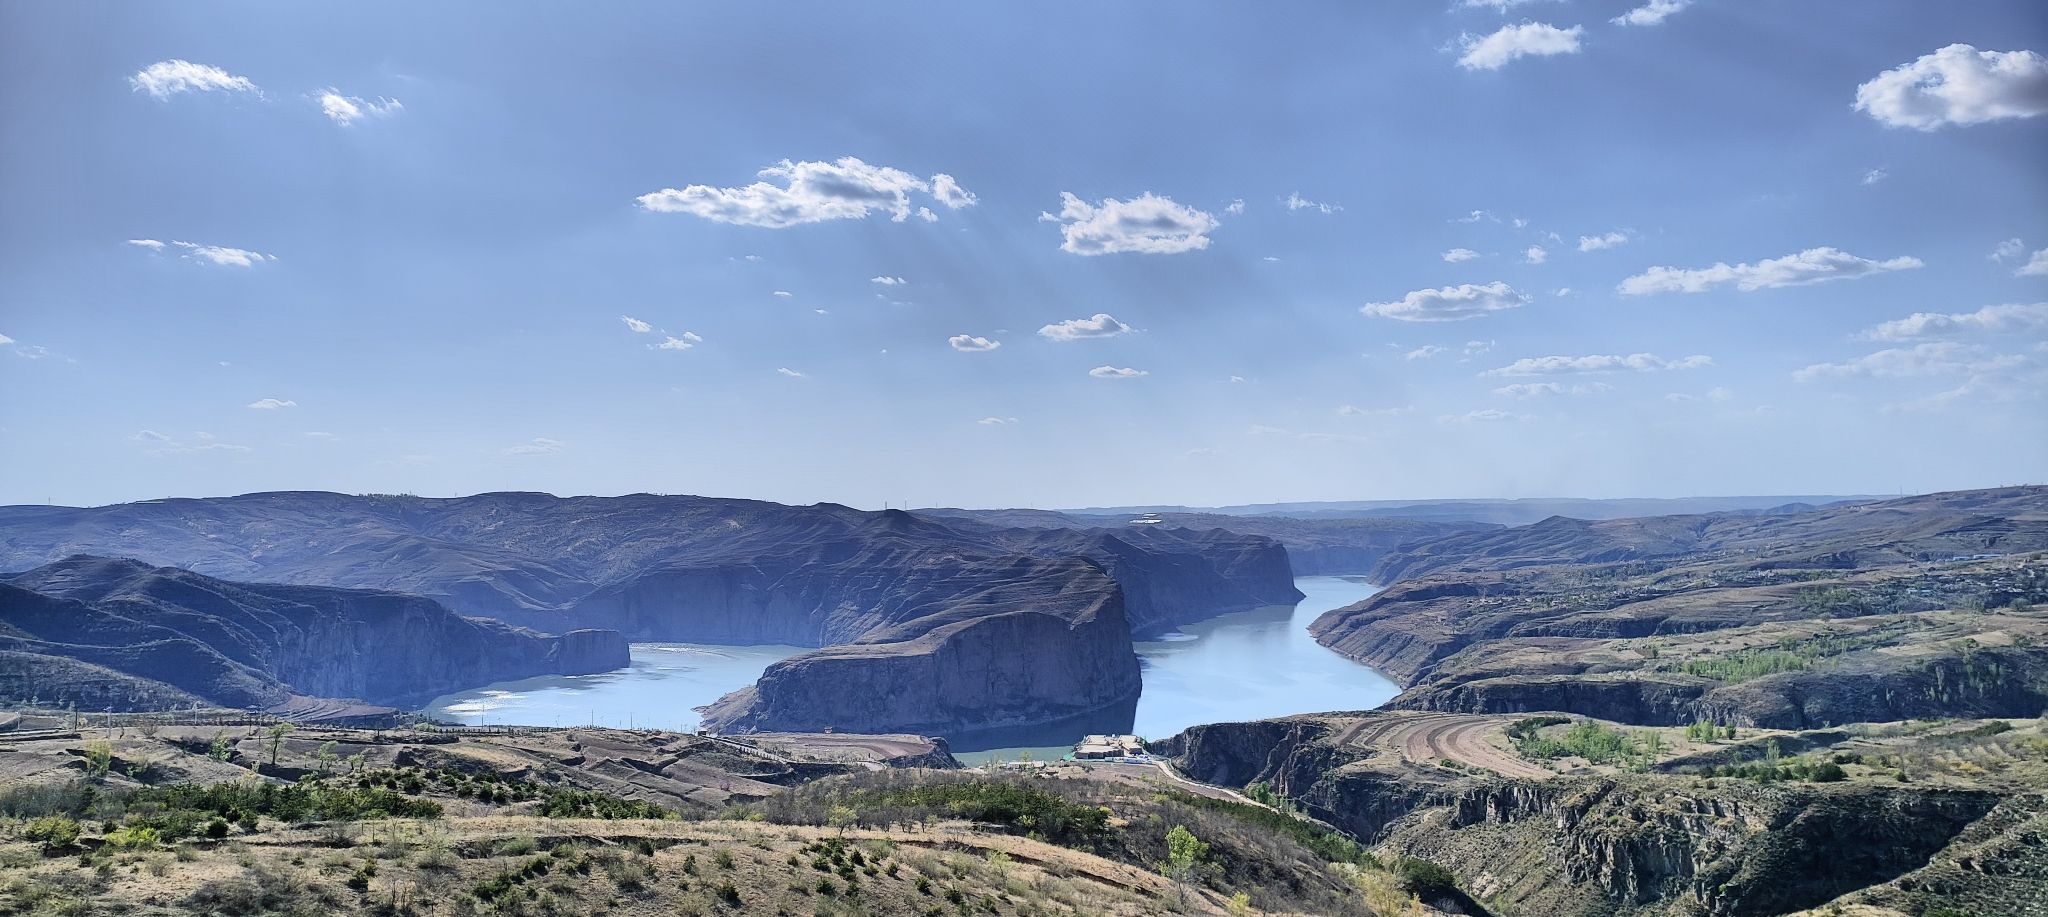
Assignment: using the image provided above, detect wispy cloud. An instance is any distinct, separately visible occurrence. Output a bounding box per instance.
[870,275,906,285]
[1282,192,1341,214]
[1794,343,2023,381]
[127,239,165,251]
[1524,245,1548,264]
[1406,345,1447,360]
[2020,249,2048,277]
[621,315,653,333]
[657,332,703,351]
[132,430,250,455]
[168,241,276,267]
[1486,353,1712,376]
[1041,192,1218,255]
[1442,248,1480,263]
[1038,313,1134,341]
[504,437,565,455]
[777,367,805,378]
[1618,246,1921,295]
[317,90,401,125]
[246,398,296,410]
[1457,23,1584,71]
[1611,0,1690,27]
[1577,230,1629,252]
[1089,365,1148,379]
[1362,281,1528,322]
[130,60,258,99]
[977,416,1018,426]
[1492,381,1611,398]
[637,157,973,227]
[1860,303,2048,341]
[1439,408,1529,423]
[948,334,1001,352]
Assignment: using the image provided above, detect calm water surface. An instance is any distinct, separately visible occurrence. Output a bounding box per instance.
[421,576,1395,757]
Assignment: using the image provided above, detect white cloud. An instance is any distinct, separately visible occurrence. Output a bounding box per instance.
[1439,408,1529,423]
[1861,303,2048,341]
[246,398,296,410]
[1038,313,1134,341]
[1492,381,1611,398]
[1854,44,2048,130]
[1455,210,1498,224]
[1862,168,1889,185]
[1553,287,1572,296]
[131,430,250,455]
[1361,281,1529,322]
[1577,231,1629,252]
[916,207,938,222]
[1040,192,1218,255]
[772,290,793,298]
[303,431,336,440]
[621,315,653,333]
[1486,353,1712,376]
[318,90,401,126]
[130,60,257,99]
[929,173,977,209]
[1442,248,1481,263]
[504,437,565,455]
[1618,246,1922,295]
[1460,0,1560,8]
[1794,342,2024,381]
[1990,238,2025,262]
[1224,199,1246,216]
[948,334,1001,352]
[0,333,11,346]
[1463,339,1496,356]
[170,241,275,267]
[1089,365,1147,379]
[2020,249,2048,276]
[127,239,165,251]
[977,416,1018,426]
[1228,375,1247,383]
[870,275,906,285]
[1261,256,1281,262]
[1524,245,1548,264]
[1405,345,1447,360]
[1611,0,1690,27]
[1338,405,1412,417]
[1283,192,1341,214]
[777,367,805,378]
[1457,23,1584,71]
[637,157,969,227]
[657,333,702,350]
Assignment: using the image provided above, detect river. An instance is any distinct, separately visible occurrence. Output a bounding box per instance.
[420,575,1396,759]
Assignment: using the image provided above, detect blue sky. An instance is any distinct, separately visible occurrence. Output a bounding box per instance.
[2,1,2045,509]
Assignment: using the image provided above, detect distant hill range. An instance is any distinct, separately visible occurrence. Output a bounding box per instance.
[0,492,1302,741]
[1045,494,1888,526]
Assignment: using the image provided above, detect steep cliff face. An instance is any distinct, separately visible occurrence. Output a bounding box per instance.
[699,558,1143,740]
[1379,779,2000,917]
[0,556,629,711]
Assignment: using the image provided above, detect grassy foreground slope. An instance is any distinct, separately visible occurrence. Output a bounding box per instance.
[0,724,1458,916]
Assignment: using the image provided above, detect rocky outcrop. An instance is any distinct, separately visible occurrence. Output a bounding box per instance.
[1380,778,2000,917]
[699,557,1143,741]
[0,556,629,711]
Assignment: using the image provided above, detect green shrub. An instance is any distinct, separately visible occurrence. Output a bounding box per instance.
[1394,857,1458,897]
[22,815,80,852]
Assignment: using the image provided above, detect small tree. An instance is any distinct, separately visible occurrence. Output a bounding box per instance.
[209,730,232,762]
[316,741,338,775]
[266,722,296,768]
[1160,824,1209,905]
[827,804,858,835]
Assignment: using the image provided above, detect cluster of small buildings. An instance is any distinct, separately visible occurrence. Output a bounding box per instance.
[1073,734,1147,759]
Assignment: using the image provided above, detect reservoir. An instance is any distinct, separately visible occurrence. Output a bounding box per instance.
[421,575,1396,755]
